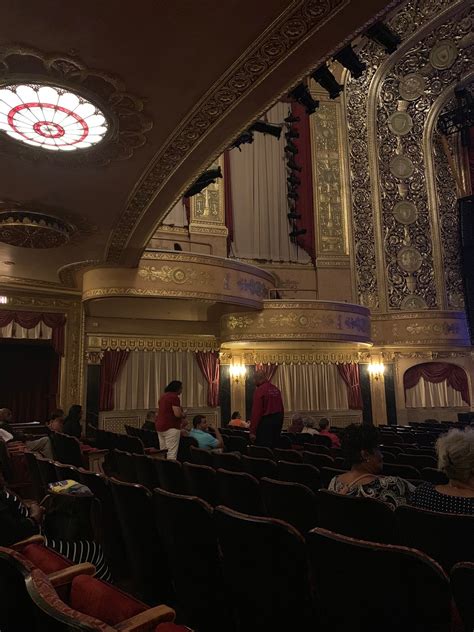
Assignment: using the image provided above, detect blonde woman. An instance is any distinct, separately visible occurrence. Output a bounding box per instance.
[410,428,474,514]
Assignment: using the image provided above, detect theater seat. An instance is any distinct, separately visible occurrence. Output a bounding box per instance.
[16,542,71,574]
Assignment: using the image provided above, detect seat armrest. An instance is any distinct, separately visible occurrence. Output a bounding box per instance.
[48,563,96,587]
[115,604,175,632]
[11,535,46,549]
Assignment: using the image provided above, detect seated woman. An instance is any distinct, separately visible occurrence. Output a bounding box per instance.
[228,411,249,429]
[410,428,474,514]
[328,424,414,509]
[288,413,304,434]
[0,473,111,580]
[301,417,319,436]
[63,404,83,440]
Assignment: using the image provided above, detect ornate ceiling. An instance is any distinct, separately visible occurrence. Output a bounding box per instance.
[0,0,398,289]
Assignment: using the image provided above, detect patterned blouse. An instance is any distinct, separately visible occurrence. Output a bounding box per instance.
[409,482,474,515]
[328,475,415,510]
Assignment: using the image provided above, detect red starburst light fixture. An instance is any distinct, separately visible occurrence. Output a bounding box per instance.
[0,83,108,151]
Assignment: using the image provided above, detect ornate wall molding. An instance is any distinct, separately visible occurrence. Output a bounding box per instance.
[221,300,371,343]
[346,0,473,310]
[87,334,219,353]
[371,310,470,347]
[220,348,361,365]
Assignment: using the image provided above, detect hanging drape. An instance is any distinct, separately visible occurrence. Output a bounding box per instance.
[224,149,234,256]
[228,102,310,263]
[273,363,349,411]
[0,310,66,355]
[403,362,470,405]
[99,350,130,411]
[0,320,52,340]
[337,363,363,410]
[406,377,467,408]
[255,362,278,382]
[290,101,316,263]
[196,351,220,407]
[114,350,207,411]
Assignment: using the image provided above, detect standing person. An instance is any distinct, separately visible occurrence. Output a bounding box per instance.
[249,371,284,448]
[155,381,186,460]
[63,405,82,440]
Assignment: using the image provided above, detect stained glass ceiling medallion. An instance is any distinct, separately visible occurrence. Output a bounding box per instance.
[0,83,108,151]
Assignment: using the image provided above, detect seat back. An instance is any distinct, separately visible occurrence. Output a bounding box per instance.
[183,462,218,506]
[277,460,321,492]
[316,489,397,544]
[261,477,318,533]
[382,463,420,479]
[307,527,451,632]
[154,489,226,631]
[109,478,173,603]
[113,449,137,483]
[241,455,277,480]
[50,432,83,468]
[217,469,265,515]
[176,436,198,462]
[189,446,214,467]
[303,442,330,455]
[273,448,302,463]
[214,506,314,632]
[36,456,59,488]
[54,462,81,483]
[313,434,332,448]
[450,562,474,632]
[421,467,448,484]
[276,434,292,449]
[212,451,242,472]
[398,453,437,469]
[0,547,39,631]
[319,466,346,489]
[303,451,334,469]
[24,451,44,499]
[133,453,160,490]
[141,429,160,449]
[247,445,274,460]
[397,504,474,570]
[155,459,186,494]
[121,434,145,455]
[223,435,248,454]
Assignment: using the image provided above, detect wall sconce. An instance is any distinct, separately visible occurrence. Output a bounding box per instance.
[229,365,247,384]
[0,296,8,304]
[368,362,385,381]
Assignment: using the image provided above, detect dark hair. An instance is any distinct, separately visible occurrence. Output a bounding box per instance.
[164,381,182,393]
[65,405,82,422]
[231,411,240,419]
[341,423,381,466]
[319,418,330,430]
[49,409,64,421]
[193,415,205,428]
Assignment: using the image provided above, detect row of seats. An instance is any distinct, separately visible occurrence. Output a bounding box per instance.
[0,539,178,632]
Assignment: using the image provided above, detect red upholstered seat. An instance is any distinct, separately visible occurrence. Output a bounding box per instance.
[70,574,148,625]
[20,543,71,573]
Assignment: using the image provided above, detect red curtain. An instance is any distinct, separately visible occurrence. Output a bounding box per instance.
[224,150,234,256]
[337,363,363,410]
[0,310,66,356]
[255,362,278,382]
[290,101,316,263]
[403,362,470,405]
[0,342,59,422]
[196,351,220,407]
[99,350,130,411]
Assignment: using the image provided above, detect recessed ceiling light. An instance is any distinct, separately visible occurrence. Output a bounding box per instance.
[0,83,108,151]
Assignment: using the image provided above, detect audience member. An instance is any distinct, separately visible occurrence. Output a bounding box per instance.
[301,417,319,436]
[141,410,156,432]
[0,408,53,459]
[156,381,186,460]
[0,472,111,580]
[189,415,224,451]
[228,411,249,429]
[288,413,304,434]
[63,404,83,440]
[410,428,474,514]
[328,424,414,509]
[318,418,341,448]
[250,371,284,448]
[45,409,65,434]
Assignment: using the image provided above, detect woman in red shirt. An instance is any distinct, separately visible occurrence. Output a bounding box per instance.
[155,381,186,460]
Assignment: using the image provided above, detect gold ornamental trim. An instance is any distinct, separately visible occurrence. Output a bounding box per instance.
[87,334,219,353]
[221,349,361,365]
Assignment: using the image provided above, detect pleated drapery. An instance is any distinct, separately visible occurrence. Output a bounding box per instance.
[337,363,363,410]
[273,363,349,411]
[403,362,470,405]
[405,377,468,408]
[114,351,207,411]
[255,362,278,382]
[196,351,220,407]
[99,350,130,412]
[0,310,66,355]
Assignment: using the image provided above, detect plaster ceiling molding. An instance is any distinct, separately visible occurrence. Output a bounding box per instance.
[58,259,101,288]
[0,45,152,164]
[0,199,95,250]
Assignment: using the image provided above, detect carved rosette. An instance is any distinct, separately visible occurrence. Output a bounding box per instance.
[346,0,473,311]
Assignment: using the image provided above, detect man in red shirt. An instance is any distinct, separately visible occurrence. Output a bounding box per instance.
[155,380,186,460]
[250,371,284,448]
[318,418,341,448]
